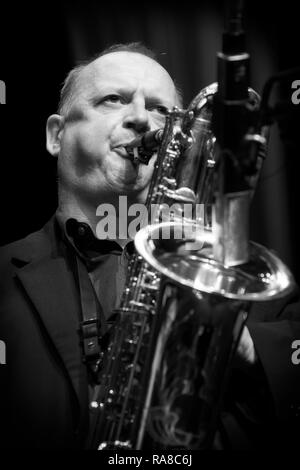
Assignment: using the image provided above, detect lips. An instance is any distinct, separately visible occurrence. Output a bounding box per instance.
[113,145,132,159]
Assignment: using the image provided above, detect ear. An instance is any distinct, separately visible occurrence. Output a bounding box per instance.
[46,114,65,157]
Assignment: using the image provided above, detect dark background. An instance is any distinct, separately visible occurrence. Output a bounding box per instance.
[0,0,299,283]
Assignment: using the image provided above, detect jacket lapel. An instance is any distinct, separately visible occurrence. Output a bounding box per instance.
[12,220,86,408]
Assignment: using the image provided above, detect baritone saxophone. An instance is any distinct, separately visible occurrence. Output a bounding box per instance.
[133,82,294,449]
[92,83,294,450]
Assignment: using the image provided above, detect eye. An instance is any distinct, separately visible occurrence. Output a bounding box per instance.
[103,94,125,104]
[94,94,128,107]
[149,104,169,116]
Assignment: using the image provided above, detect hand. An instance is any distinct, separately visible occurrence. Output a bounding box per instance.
[236,325,257,366]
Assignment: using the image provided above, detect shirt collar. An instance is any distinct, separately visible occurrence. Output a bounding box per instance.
[62,217,134,263]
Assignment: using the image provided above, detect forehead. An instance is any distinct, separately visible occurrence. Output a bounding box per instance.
[79,51,177,106]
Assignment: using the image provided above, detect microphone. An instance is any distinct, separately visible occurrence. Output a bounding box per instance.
[211,0,255,266]
[212,0,249,171]
[125,129,163,165]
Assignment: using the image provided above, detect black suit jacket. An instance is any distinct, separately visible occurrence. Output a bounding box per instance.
[0,217,300,449]
[0,218,89,448]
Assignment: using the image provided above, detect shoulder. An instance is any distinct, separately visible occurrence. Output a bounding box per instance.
[0,217,57,275]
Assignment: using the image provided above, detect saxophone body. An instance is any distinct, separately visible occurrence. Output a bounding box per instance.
[90,109,187,450]
[92,83,294,450]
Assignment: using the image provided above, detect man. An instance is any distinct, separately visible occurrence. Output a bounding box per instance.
[0,42,181,449]
[0,42,299,449]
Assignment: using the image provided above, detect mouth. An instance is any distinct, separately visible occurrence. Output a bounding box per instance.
[113,145,133,160]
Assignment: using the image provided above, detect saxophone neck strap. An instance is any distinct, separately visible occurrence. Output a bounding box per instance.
[76,256,108,381]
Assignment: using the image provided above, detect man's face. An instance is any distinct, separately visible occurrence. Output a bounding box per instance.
[57,51,178,204]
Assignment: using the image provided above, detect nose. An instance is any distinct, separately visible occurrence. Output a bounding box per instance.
[123,99,151,134]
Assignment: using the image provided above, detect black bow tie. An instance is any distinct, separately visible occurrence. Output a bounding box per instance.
[65,218,126,256]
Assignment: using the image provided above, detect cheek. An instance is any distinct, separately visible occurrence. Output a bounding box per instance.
[149,114,167,130]
[80,124,109,153]
[65,123,111,162]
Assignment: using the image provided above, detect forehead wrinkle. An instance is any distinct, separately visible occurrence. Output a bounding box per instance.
[71,52,178,110]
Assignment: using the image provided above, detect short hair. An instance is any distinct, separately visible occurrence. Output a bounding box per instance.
[58,42,183,115]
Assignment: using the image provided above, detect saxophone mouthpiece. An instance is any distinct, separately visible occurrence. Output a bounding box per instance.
[125,129,163,165]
